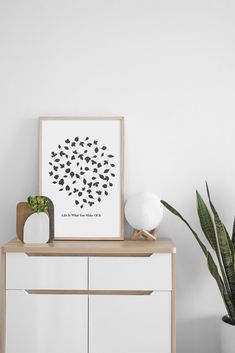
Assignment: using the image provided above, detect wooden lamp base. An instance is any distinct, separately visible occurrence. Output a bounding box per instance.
[131,228,157,241]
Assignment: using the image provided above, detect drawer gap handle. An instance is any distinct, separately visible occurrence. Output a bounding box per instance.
[25,290,154,296]
[25,253,154,257]
[25,253,85,257]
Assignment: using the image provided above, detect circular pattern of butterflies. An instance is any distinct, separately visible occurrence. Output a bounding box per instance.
[48,136,116,209]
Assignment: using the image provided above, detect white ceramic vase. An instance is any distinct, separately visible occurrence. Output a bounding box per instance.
[23,212,49,244]
[221,316,235,353]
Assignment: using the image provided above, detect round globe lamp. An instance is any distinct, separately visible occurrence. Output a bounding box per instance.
[125,192,164,240]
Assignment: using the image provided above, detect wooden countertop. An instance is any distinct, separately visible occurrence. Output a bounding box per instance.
[1,238,176,255]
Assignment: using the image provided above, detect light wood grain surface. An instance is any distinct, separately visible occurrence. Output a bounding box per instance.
[2,238,176,255]
[1,253,6,353]
[172,253,176,353]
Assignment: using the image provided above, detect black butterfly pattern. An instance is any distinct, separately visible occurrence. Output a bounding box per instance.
[48,136,116,209]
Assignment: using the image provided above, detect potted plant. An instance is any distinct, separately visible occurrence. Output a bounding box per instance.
[161,183,235,353]
[23,196,50,244]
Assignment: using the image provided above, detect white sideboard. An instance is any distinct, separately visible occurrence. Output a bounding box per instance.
[1,238,176,353]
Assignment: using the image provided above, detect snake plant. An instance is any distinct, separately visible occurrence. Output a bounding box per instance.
[161,183,235,325]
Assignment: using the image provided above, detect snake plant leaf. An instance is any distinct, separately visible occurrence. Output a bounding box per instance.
[161,200,207,256]
[232,217,235,249]
[196,191,218,252]
[196,189,235,294]
[224,226,235,267]
[206,183,235,301]
[202,186,234,294]
[207,252,223,294]
[205,183,233,252]
[207,251,235,320]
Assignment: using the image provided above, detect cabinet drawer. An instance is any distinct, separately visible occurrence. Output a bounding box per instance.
[6,253,88,290]
[89,253,172,290]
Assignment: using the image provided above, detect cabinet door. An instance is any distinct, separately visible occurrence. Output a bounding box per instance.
[89,292,171,353]
[6,291,88,353]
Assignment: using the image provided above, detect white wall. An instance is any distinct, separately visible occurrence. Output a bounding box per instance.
[1,0,235,351]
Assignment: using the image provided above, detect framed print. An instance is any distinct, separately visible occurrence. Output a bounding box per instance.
[39,117,124,240]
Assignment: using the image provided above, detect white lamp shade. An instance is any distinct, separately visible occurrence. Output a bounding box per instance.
[125,192,163,231]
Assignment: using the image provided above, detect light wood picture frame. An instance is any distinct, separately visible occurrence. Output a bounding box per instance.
[39,117,124,240]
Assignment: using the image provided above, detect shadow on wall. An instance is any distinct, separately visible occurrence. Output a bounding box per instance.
[177,315,221,353]
[124,221,132,238]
